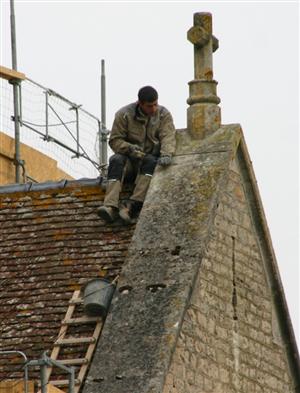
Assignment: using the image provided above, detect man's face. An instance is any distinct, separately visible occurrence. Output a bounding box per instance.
[138,100,158,117]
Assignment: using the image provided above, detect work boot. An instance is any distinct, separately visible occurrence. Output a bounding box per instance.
[97,205,118,223]
[103,180,122,208]
[119,200,143,224]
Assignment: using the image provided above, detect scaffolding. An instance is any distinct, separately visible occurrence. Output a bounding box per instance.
[1,68,109,181]
[0,351,75,393]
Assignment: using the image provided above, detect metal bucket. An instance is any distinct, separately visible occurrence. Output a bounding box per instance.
[83,278,115,316]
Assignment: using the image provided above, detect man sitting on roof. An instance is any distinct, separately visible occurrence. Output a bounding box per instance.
[97,85,176,223]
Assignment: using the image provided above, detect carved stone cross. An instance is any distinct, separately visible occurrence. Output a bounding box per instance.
[187,12,219,80]
[186,12,221,139]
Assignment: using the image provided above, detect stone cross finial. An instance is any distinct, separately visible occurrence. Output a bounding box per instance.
[187,12,219,80]
[187,13,221,139]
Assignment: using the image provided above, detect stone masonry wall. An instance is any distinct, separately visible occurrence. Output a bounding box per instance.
[83,126,238,393]
[163,157,294,393]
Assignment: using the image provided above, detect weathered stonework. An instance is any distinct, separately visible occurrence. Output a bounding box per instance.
[186,12,221,139]
[83,130,231,393]
[163,153,295,393]
[187,103,221,139]
[83,125,299,393]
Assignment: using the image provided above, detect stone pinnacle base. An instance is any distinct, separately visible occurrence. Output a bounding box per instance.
[187,103,221,139]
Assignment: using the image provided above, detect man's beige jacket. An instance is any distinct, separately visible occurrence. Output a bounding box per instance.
[109,103,176,157]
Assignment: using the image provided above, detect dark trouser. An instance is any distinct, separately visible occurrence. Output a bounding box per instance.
[103,153,157,208]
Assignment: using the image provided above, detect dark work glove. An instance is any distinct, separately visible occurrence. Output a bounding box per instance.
[158,155,172,166]
[128,144,145,159]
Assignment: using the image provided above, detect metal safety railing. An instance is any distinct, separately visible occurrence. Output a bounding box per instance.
[0,65,109,181]
[0,351,75,393]
[0,351,29,393]
[23,78,108,173]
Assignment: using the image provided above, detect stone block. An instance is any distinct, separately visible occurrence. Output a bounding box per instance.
[187,79,220,104]
[187,103,221,139]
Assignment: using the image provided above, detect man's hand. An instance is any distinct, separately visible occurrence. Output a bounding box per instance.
[128,144,145,159]
[158,155,172,166]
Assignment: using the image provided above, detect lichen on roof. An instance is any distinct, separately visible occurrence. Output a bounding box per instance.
[0,180,135,382]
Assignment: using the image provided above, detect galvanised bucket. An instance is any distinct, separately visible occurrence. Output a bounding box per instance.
[83,278,115,316]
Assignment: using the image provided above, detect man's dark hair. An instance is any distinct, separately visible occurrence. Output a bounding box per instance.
[138,86,158,103]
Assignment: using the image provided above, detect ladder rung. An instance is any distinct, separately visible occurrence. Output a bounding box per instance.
[58,358,88,365]
[62,316,101,325]
[69,298,83,305]
[49,379,81,386]
[55,337,96,346]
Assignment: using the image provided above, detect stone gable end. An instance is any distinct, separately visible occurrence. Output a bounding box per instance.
[163,156,294,393]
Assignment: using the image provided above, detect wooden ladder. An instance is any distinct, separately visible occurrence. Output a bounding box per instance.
[46,290,103,393]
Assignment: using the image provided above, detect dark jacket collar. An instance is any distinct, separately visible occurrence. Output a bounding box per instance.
[134,103,148,123]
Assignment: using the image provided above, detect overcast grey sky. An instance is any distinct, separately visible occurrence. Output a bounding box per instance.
[0,1,299,346]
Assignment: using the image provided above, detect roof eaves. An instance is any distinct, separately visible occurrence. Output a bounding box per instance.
[0,177,102,194]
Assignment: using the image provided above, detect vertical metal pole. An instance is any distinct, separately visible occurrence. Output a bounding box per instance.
[75,107,80,156]
[12,83,21,183]
[68,366,75,393]
[10,0,21,183]
[101,59,106,129]
[10,0,17,71]
[98,120,102,166]
[101,59,107,165]
[18,83,22,123]
[40,353,48,393]
[24,362,29,393]
[45,91,49,140]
